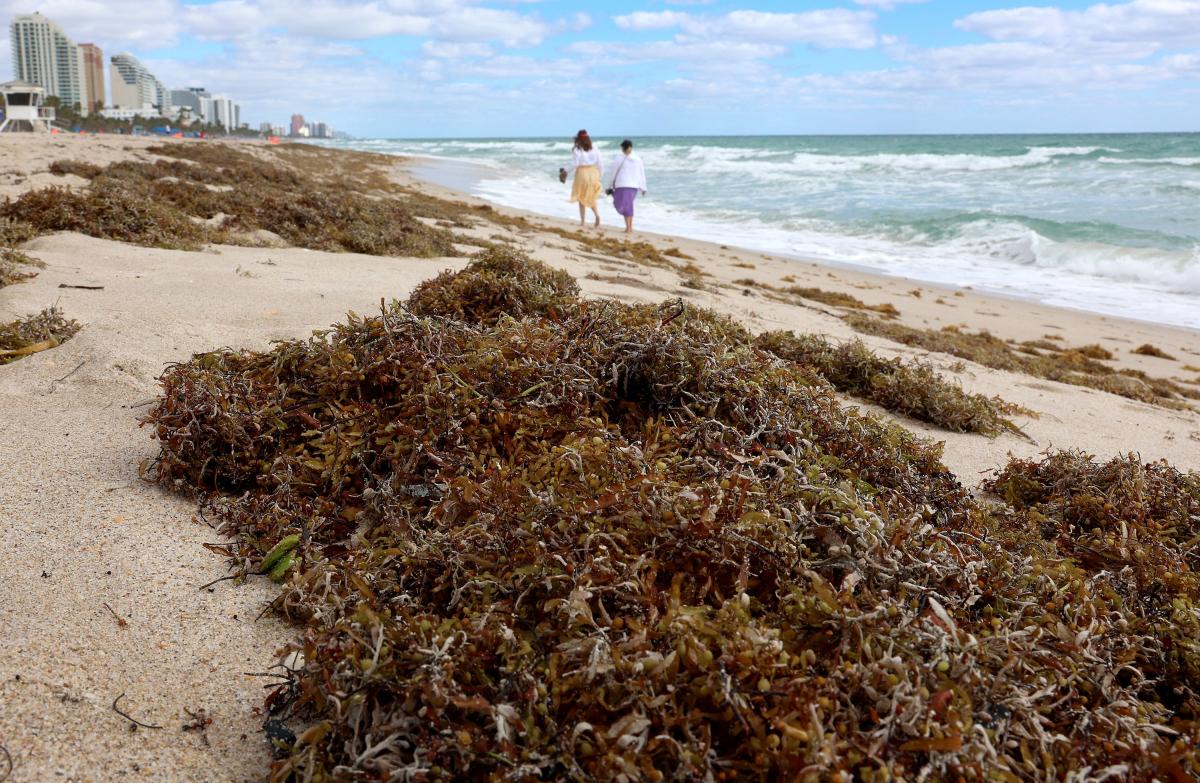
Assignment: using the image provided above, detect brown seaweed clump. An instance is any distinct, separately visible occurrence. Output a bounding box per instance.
[733,279,900,317]
[755,330,1024,437]
[0,182,206,250]
[408,245,579,325]
[1133,343,1177,361]
[0,219,42,288]
[986,450,1200,589]
[48,159,104,179]
[5,146,459,258]
[846,313,1199,407]
[0,247,39,287]
[984,450,1200,711]
[783,286,900,317]
[145,250,1200,781]
[0,306,81,365]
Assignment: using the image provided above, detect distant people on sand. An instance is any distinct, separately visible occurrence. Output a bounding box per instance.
[607,140,647,234]
[559,130,603,227]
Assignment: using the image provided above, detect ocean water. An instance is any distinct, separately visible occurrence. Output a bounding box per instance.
[322,134,1200,330]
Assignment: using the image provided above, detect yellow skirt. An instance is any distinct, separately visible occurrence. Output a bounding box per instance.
[570,165,602,208]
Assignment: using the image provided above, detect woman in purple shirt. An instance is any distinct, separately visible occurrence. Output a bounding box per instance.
[607,140,647,234]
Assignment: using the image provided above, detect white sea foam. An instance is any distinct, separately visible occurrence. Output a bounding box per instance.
[1098,156,1200,167]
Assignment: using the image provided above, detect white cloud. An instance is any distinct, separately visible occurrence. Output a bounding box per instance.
[425,7,549,46]
[564,12,591,33]
[420,41,494,58]
[0,0,183,47]
[854,0,928,9]
[612,11,690,31]
[956,0,1200,50]
[613,8,878,50]
[569,39,788,63]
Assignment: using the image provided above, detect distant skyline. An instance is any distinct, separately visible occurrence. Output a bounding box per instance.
[2,0,1198,137]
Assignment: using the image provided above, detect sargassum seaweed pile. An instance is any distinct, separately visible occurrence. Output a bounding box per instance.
[753,331,1024,438]
[145,248,1200,781]
[9,145,460,257]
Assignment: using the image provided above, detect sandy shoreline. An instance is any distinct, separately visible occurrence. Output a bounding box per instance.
[0,134,1197,781]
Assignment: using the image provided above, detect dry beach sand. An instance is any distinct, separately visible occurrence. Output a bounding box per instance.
[0,134,1197,781]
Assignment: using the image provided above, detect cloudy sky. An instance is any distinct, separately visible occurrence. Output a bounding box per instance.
[3,0,1199,137]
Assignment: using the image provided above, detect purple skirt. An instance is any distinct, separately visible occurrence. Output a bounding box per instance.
[612,187,638,217]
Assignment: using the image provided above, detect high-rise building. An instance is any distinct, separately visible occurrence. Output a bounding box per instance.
[110,52,157,110]
[154,78,172,115]
[108,52,171,116]
[290,113,305,137]
[171,86,211,123]
[10,13,87,113]
[79,43,104,112]
[209,95,236,131]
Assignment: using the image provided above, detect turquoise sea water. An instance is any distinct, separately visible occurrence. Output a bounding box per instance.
[324,134,1200,329]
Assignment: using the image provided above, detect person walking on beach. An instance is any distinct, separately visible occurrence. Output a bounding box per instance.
[607,139,647,234]
[559,130,603,227]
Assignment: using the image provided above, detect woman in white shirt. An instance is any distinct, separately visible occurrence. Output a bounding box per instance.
[559,129,603,227]
[607,140,647,234]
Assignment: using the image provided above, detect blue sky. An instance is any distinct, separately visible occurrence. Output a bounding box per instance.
[3,0,1199,136]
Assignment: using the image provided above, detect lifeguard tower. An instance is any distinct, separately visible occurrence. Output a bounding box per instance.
[0,81,55,132]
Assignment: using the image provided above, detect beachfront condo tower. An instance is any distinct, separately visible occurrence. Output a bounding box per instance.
[110,52,171,115]
[9,12,88,114]
[171,86,211,125]
[79,43,104,113]
[209,95,238,131]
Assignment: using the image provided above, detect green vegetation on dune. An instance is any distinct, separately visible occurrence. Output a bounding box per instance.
[144,249,1200,781]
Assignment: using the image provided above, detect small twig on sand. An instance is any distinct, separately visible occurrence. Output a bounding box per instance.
[198,573,244,591]
[0,743,12,782]
[102,602,128,629]
[57,284,104,290]
[54,361,86,383]
[112,693,163,730]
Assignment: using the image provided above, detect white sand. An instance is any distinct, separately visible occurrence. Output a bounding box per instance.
[0,134,1196,780]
